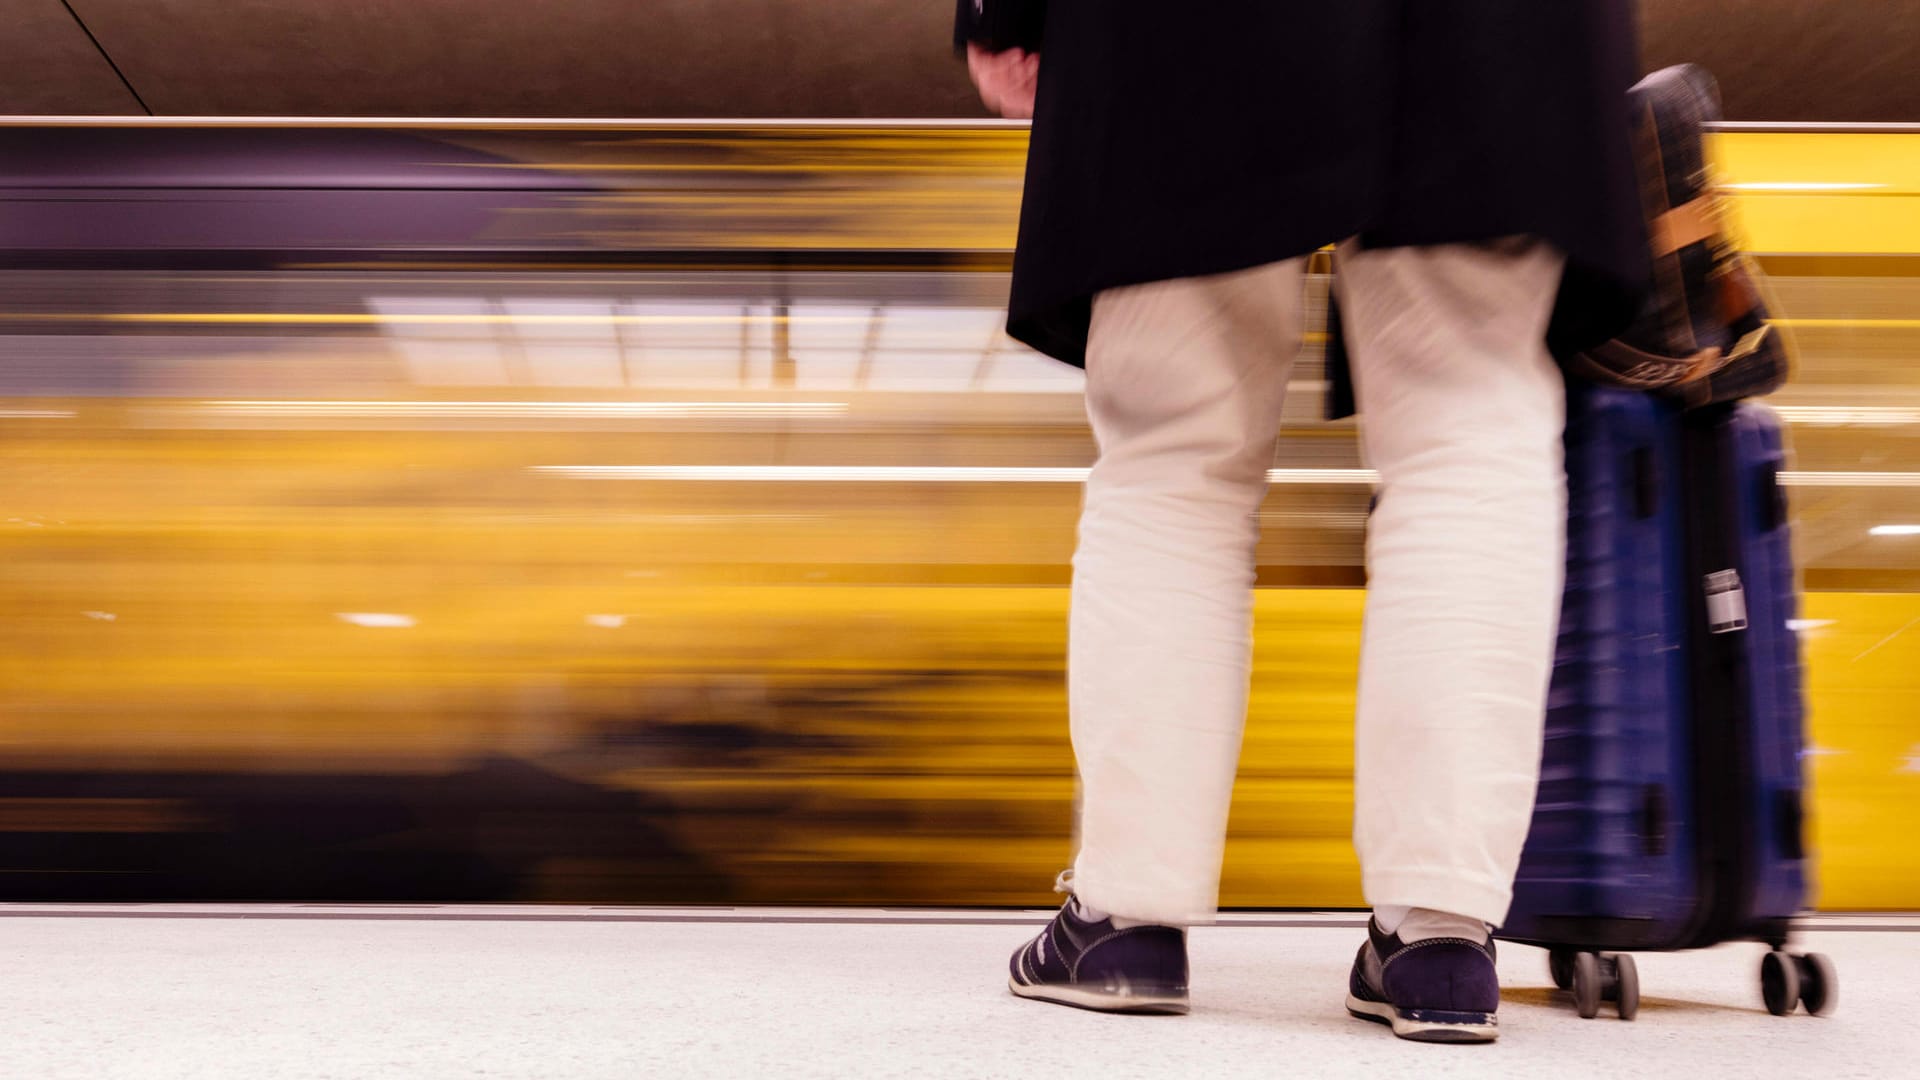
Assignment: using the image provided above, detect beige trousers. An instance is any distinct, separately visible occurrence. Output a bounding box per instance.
[1068,239,1569,927]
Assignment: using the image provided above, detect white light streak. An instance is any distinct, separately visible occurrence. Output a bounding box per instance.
[0,409,77,419]
[1267,468,1382,485]
[531,465,1381,485]
[336,613,417,629]
[1722,182,1888,192]
[537,465,1087,483]
[1780,472,1920,487]
[1870,525,1920,536]
[1773,406,1920,426]
[200,400,849,420]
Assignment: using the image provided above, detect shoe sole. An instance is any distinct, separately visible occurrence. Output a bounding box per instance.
[1345,994,1498,1043]
[1007,976,1190,1015]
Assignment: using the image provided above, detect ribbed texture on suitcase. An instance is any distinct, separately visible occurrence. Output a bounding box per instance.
[1503,386,1809,951]
[1725,405,1809,924]
[1507,386,1697,943]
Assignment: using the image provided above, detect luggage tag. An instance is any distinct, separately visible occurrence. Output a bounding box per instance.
[1704,569,1750,633]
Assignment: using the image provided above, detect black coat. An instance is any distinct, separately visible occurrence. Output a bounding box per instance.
[955,1,1649,366]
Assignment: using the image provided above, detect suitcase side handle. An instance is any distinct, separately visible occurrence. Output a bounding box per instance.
[1642,783,1671,857]
[1776,787,1806,861]
[1632,446,1659,519]
[1759,458,1787,532]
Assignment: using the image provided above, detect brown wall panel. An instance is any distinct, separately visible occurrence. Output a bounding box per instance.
[21,1,1920,122]
[71,0,980,117]
[1641,0,1920,122]
[0,0,145,113]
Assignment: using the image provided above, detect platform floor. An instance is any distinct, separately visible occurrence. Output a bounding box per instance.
[1,906,1913,1079]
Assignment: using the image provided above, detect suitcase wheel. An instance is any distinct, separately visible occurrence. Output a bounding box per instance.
[1763,949,1838,1017]
[1615,953,1640,1020]
[1549,948,1576,990]
[1798,952,1838,1017]
[1762,949,1799,1015]
[1568,951,1639,1020]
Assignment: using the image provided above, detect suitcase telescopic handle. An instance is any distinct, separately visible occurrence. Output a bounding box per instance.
[1759,460,1786,532]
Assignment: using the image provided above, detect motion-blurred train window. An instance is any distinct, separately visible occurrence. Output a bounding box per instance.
[616,301,776,389]
[502,300,624,389]
[787,303,878,391]
[864,306,1001,393]
[370,296,515,386]
[362,291,1082,394]
[977,349,1088,394]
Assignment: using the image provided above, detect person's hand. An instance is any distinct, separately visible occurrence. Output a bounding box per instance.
[967,44,1040,119]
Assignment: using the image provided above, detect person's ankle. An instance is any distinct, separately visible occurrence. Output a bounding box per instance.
[1373,905,1489,945]
[1074,896,1166,931]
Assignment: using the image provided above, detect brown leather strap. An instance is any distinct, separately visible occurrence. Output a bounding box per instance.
[1720,324,1775,366]
[1650,196,1721,257]
[1671,324,1776,407]
[1581,336,1721,389]
[1717,259,1765,323]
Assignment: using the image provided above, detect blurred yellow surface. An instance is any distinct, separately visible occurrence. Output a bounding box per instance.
[2,411,1917,908]
[1713,133,1920,254]
[1,124,1917,907]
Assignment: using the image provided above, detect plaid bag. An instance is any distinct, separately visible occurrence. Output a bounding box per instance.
[1564,64,1794,406]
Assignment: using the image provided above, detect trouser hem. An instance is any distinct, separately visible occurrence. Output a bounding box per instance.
[1364,869,1515,928]
[1070,863,1217,928]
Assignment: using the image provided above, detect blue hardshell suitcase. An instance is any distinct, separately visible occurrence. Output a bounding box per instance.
[1497,383,1833,1019]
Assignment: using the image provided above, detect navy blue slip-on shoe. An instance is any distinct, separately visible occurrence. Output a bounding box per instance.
[1345,918,1499,1043]
[1007,873,1189,1015]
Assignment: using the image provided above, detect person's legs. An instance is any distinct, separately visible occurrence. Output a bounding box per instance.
[1067,258,1306,928]
[1011,259,1305,1011]
[1335,238,1566,1042]
[1339,238,1567,928]
[1009,257,1308,1013]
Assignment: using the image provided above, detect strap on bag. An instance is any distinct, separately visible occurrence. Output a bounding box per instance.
[1673,324,1777,407]
[1579,323,1776,403]
[1580,337,1727,390]
[1649,196,1723,258]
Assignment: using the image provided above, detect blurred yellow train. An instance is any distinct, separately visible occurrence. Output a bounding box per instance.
[1,121,1917,908]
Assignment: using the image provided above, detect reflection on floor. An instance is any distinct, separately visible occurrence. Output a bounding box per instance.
[1,906,1907,1079]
